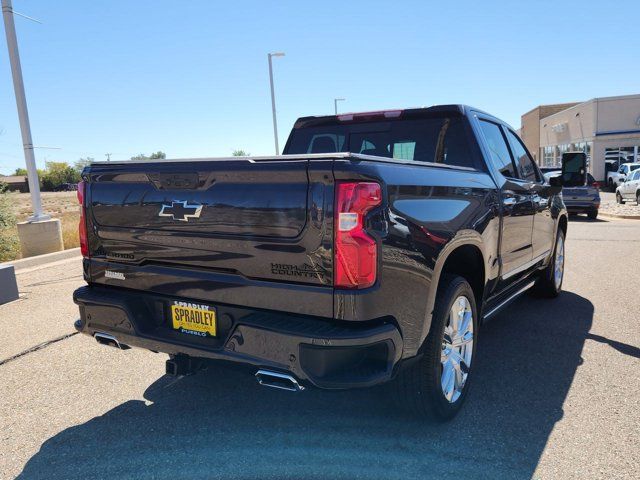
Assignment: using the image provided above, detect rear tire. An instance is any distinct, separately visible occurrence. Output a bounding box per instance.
[636,191,640,206]
[533,228,565,298]
[393,275,477,421]
[587,210,598,220]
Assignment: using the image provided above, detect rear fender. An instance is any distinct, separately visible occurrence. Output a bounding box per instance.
[418,232,488,349]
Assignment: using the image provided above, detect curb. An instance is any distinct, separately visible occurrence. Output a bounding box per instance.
[599,212,640,220]
[0,248,81,272]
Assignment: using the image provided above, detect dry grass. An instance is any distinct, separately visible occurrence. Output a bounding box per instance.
[2,191,80,261]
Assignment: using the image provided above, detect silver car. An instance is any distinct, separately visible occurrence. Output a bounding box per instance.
[616,169,640,205]
[544,171,601,219]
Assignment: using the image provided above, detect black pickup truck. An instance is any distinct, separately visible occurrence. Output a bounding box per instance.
[73,105,585,420]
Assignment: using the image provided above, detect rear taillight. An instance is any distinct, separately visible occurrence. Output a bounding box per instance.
[77,180,89,258]
[334,182,381,289]
[592,181,600,190]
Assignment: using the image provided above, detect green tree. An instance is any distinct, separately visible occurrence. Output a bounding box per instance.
[232,150,250,156]
[13,168,28,176]
[131,151,166,161]
[74,157,94,172]
[40,161,81,191]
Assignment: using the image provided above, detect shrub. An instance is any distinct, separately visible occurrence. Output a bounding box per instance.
[0,184,20,261]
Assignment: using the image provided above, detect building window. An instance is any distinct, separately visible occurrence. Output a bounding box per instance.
[542,146,554,166]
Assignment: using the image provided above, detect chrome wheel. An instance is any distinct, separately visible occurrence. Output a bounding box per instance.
[554,234,564,290]
[440,296,474,403]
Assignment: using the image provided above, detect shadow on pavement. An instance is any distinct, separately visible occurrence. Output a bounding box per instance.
[567,215,608,223]
[586,333,640,359]
[18,291,593,480]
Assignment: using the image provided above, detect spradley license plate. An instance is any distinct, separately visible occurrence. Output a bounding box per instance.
[171,301,216,337]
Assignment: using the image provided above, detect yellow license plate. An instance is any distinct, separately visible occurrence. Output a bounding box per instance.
[171,303,217,337]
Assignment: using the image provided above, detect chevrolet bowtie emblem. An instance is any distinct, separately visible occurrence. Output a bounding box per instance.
[158,201,203,222]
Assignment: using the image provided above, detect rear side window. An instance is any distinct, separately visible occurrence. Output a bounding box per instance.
[505,130,539,182]
[285,117,477,169]
[478,120,516,178]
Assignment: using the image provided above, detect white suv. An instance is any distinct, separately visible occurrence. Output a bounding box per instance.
[616,169,640,204]
[608,162,640,189]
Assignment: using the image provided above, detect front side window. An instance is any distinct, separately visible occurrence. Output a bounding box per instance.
[506,130,539,182]
[478,120,516,178]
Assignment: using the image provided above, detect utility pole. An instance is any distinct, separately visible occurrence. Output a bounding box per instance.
[2,0,48,221]
[334,98,346,115]
[105,153,112,161]
[268,52,285,155]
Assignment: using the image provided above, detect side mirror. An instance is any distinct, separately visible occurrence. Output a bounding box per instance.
[548,175,562,193]
[561,152,587,187]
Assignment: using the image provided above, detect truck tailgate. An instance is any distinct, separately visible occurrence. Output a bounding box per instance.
[84,158,334,289]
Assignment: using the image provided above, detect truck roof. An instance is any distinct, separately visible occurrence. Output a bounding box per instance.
[293,104,490,129]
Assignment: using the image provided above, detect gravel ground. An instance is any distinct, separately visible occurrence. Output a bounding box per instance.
[598,191,640,217]
[1,217,639,479]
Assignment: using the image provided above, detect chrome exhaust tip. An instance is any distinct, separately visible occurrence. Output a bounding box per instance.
[94,332,130,350]
[255,369,304,392]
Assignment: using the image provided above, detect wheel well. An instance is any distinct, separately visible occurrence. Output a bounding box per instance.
[558,215,568,238]
[439,245,485,313]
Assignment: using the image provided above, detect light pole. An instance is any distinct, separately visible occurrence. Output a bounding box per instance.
[268,52,285,155]
[334,98,346,115]
[2,0,48,221]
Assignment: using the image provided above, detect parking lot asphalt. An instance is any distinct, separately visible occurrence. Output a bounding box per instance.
[1,217,639,480]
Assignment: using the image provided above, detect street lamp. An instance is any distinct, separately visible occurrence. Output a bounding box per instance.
[2,0,48,221]
[334,98,346,115]
[268,52,285,155]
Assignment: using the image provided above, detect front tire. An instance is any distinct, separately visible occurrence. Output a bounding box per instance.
[394,275,477,421]
[616,192,625,204]
[534,228,565,298]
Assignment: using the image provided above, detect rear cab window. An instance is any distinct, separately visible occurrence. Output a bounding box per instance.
[285,116,480,170]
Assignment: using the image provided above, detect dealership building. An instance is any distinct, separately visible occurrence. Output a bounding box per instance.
[520,94,640,181]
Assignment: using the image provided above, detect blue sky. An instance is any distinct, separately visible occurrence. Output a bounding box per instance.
[1,0,638,174]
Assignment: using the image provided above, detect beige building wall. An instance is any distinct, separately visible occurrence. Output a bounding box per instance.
[595,94,640,133]
[538,94,640,181]
[540,101,596,149]
[520,103,580,162]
